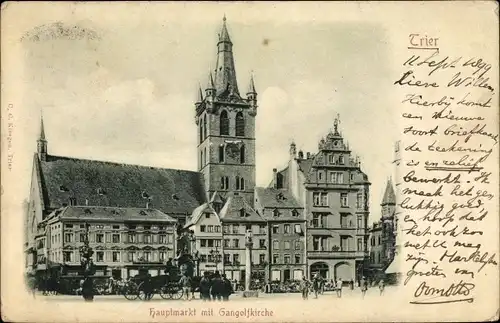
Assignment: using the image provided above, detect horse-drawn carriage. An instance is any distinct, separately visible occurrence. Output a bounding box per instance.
[121,252,198,301]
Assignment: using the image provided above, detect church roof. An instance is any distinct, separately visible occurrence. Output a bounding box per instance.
[297,158,314,175]
[49,206,178,223]
[38,155,207,217]
[381,179,396,205]
[255,187,303,209]
[218,194,265,223]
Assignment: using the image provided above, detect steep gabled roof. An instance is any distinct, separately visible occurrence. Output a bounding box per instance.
[381,179,396,205]
[184,203,218,228]
[219,194,265,223]
[255,187,303,209]
[38,155,207,216]
[297,158,314,175]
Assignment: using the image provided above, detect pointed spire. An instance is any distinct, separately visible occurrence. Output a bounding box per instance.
[197,83,204,102]
[247,73,256,94]
[381,178,396,205]
[207,72,215,89]
[219,14,231,43]
[39,112,46,141]
[214,16,239,96]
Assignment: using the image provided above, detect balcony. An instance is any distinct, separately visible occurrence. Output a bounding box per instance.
[308,250,367,259]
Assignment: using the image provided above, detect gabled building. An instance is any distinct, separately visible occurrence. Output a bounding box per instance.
[255,186,306,282]
[183,203,223,275]
[219,194,267,282]
[269,117,370,282]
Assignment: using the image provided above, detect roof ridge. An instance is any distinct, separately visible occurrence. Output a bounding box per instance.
[44,154,200,174]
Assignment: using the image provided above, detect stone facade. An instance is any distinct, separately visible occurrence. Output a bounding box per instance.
[33,207,177,279]
[268,118,371,282]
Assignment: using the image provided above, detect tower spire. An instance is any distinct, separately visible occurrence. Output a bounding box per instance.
[214,15,239,96]
[247,72,256,94]
[37,110,48,161]
[198,83,204,102]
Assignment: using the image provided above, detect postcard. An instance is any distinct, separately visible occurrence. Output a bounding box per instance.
[1,1,498,322]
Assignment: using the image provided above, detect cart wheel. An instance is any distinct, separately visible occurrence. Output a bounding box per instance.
[159,286,173,300]
[169,286,184,300]
[137,282,154,301]
[122,282,139,301]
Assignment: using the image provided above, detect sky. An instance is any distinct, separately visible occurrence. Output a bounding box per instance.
[15,8,398,223]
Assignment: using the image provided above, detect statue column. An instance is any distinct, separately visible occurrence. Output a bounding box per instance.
[243,229,258,298]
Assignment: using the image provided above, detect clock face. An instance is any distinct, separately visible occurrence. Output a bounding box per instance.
[226,142,240,159]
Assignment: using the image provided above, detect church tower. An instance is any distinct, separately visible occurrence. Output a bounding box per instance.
[195,16,257,206]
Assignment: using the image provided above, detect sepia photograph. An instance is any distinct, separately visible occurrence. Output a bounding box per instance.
[1,2,498,322]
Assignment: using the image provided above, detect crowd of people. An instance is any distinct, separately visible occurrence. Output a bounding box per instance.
[181,271,233,301]
[297,274,385,300]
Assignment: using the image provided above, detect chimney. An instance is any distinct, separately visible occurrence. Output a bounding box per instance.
[273,168,278,189]
[298,150,304,159]
[85,199,89,206]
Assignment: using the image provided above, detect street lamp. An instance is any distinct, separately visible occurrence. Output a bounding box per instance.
[209,246,221,272]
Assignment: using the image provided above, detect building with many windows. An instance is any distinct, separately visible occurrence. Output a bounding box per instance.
[219,194,267,282]
[35,206,177,279]
[184,203,223,275]
[255,186,306,282]
[269,118,370,282]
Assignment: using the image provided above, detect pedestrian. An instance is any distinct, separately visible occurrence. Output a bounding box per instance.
[26,273,36,298]
[336,278,343,298]
[210,271,223,301]
[300,276,310,300]
[378,279,385,296]
[349,279,354,291]
[178,274,192,301]
[360,276,367,299]
[312,273,321,298]
[221,274,233,301]
[81,277,94,301]
[199,272,211,301]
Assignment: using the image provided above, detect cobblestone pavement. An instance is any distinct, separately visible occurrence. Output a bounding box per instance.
[36,286,397,302]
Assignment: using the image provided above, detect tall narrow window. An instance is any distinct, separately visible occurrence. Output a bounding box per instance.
[203,115,207,139]
[235,112,245,136]
[200,150,204,167]
[219,145,225,162]
[235,176,240,190]
[220,110,229,135]
[204,147,207,165]
[199,123,203,143]
[240,145,245,164]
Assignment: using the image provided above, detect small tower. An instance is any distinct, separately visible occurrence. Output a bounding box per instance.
[289,141,297,159]
[246,74,257,116]
[381,178,396,221]
[37,114,47,161]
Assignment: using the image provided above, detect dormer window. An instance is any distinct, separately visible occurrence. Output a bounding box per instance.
[84,208,92,214]
[97,188,106,196]
[273,209,280,217]
[292,209,299,217]
[172,194,179,200]
[140,210,147,216]
[239,208,246,217]
[141,191,150,199]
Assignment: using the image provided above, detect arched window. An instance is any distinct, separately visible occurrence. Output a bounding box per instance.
[204,147,207,165]
[220,176,229,190]
[236,177,245,191]
[235,112,245,136]
[220,110,229,135]
[203,115,207,139]
[240,145,245,164]
[219,145,225,163]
